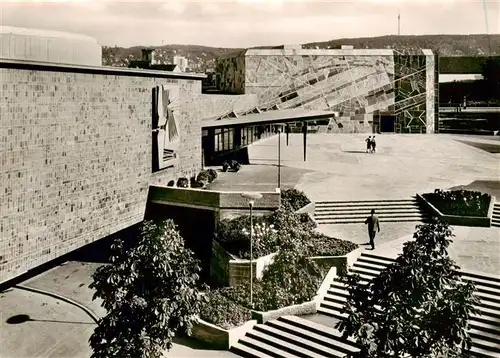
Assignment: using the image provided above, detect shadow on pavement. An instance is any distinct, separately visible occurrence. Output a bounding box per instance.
[6,314,95,325]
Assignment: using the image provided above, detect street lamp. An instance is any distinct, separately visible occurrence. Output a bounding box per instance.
[276,124,285,190]
[240,191,263,308]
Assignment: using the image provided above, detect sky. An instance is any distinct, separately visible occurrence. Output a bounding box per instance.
[0,0,499,48]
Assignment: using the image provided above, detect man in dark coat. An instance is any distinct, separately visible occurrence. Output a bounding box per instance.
[365,209,380,250]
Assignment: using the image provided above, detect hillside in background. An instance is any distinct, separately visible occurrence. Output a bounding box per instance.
[102,34,500,70]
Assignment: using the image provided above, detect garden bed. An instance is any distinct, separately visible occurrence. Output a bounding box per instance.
[211,189,358,286]
[418,190,494,227]
[196,266,338,347]
[422,189,491,217]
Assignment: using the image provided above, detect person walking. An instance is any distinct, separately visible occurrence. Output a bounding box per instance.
[371,136,377,153]
[364,209,380,250]
[365,136,372,153]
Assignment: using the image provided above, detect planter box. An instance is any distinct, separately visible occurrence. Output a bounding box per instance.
[190,318,257,349]
[211,240,278,286]
[250,266,338,323]
[417,193,494,227]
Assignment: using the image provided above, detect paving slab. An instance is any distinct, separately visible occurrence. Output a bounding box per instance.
[247,134,499,201]
[369,226,500,277]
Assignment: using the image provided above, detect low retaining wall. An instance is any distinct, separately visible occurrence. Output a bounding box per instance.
[251,299,318,324]
[417,194,493,227]
[309,256,348,276]
[190,318,257,349]
[148,185,281,213]
[211,240,278,286]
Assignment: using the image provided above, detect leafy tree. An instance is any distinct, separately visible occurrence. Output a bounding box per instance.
[336,220,480,358]
[89,220,206,358]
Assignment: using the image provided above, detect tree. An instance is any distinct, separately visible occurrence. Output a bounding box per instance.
[89,220,206,358]
[336,219,480,358]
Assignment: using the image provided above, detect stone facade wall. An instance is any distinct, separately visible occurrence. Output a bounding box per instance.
[243,51,394,134]
[215,48,436,134]
[0,65,204,283]
[215,52,246,94]
[199,94,258,119]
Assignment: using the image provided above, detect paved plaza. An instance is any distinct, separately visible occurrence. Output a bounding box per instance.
[1,133,499,357]
[248,133,499,201]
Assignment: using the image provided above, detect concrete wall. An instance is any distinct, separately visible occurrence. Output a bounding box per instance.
[0,26,102,66]
[216,48,437,134]
[0,63,206,283]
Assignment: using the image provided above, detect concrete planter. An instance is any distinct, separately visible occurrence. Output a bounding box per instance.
[211,239,278,286]
[251,266,338,323]
[417,193,495,227]
[190,318,258,349]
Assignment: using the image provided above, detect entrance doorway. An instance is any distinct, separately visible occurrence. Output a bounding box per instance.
[380,115,396,133]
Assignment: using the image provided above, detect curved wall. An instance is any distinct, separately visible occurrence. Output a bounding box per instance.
[0,26,102,66]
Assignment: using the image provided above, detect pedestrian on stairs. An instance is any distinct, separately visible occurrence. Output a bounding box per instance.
[365,209,380,250]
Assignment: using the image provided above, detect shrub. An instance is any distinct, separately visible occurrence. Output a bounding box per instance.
[200,290,252,330]
[230,160,241,172]
[298,212,317,230]
[167,180,175,187]
[423,189,491,217]
[308,232,358,257]
[196,170,211,185]
[281,188,311,211]
[206,169,218,182]
[176,177,189,188]
[190,176,205,188]
[222,161,229,172]
[89,220,205,358]
[215,216,277,259]
[257,230,323,311]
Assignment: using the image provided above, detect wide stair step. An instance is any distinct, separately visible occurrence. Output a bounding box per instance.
[314,198,430,225]
[232,251,500,358]
[315,252,500,358]
[492,204,500,227]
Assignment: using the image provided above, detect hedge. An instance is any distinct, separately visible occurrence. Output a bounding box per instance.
[423,189,491,217]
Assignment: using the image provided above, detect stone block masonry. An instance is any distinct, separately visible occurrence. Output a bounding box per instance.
[0,64,207,283]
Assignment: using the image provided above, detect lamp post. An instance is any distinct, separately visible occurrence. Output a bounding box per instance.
[276,124,285,190]
[240,191,263,308]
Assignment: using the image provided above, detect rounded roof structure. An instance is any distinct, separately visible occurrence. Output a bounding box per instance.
[0,25,99,44]
[0,25,102,66]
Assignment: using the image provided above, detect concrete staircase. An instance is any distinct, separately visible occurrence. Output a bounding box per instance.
[230,252,500,358]
[318,252,500,358]
[314,197,429,225]
[492,203,500,228]
[230,315,360,358]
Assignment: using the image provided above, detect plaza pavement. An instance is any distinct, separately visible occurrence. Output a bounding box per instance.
[247,133,499,201]
[1,133,498,357]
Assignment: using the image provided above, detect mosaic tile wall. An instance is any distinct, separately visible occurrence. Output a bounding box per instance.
[216,49,436,133]
[215,51,246,94]
[0,67,205,283]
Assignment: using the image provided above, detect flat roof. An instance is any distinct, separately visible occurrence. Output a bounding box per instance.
[202,108,336,129]
[0,59,207,80]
